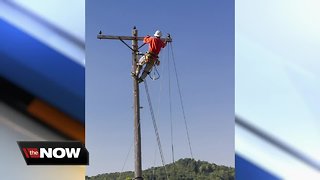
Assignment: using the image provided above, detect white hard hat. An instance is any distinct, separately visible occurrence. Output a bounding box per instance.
[154,30,162,37]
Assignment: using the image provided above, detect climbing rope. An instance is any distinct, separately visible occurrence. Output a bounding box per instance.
[169,42,194,159]
[144,80,169,180]
[151,49,166,179]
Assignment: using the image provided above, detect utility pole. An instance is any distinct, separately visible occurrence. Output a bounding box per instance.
[97,27,172,180]
[131,27,142,180]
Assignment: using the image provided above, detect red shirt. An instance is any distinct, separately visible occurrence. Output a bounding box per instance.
[143,36,166,55]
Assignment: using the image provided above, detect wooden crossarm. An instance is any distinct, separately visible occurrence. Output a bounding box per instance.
[97,34,172,42]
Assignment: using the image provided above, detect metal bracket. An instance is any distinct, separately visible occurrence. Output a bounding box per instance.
[119,37,135,51]
[138,43,146,50]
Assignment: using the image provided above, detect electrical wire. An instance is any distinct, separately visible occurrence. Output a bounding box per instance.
[169,42,194,159]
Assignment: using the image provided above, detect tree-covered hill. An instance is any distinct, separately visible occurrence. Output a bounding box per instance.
[86,158,234,180]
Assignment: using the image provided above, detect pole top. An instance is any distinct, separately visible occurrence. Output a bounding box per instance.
[132,26,138,36]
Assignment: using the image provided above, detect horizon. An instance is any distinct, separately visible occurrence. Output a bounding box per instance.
[88,158,234,177]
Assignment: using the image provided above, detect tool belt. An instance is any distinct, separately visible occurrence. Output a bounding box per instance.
[145,51,159,64]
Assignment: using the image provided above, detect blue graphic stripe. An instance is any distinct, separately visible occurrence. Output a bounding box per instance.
[236,154,280,180]
[0,19,84,122]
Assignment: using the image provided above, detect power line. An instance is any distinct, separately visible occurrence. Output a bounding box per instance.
[118,140,133,180]
[167,47,175,164]
[169,42,194,159]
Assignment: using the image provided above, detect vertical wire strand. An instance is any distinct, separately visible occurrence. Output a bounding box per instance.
[169,42,194,159]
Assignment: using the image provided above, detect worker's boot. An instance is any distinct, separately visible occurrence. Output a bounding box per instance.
[138,71,149,83]
[138,78,143,83]
[135,65,142,76]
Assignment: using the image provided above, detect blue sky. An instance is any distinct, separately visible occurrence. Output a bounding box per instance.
[86,0,234,176]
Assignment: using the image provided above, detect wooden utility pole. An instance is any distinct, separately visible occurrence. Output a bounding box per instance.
[97,27,171,180]
[131,27,142,179]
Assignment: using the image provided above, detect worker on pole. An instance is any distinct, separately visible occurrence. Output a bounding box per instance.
[135,30,170,83]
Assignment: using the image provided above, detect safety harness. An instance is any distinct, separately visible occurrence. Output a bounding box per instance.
[144,51,160,80]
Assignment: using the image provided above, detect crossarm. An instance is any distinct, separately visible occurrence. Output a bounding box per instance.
[97,34,172,42]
